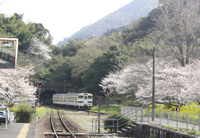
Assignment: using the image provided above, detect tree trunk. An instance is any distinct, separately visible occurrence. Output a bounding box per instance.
[178,44,185,66]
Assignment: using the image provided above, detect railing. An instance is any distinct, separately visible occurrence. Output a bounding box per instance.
[91,106,200,136]
[0,51,15,63]
[92,108,143,134]
[121,106,200,131]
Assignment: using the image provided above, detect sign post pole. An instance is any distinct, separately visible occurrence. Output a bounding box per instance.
[35,102,37,124]
[97,96,103,133]
[6,101,7,129]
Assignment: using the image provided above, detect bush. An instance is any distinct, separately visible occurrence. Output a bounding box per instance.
[103,113,130,133]
[14,103,35,123]
[187,129,200,135]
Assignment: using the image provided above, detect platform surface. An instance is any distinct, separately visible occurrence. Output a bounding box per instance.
[0,123,35,138]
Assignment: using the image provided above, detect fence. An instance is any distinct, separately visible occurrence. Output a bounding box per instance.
[143,109,200,131]
[121,106,200,131]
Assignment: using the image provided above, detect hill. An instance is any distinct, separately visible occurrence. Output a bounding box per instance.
[57,0,159,47]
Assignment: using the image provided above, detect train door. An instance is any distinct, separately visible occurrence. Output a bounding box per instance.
[84,95,88,106]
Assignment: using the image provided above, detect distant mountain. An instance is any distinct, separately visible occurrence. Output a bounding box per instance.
[57,0,159,47]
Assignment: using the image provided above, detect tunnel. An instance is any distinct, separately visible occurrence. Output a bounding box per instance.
[40,90,57,105]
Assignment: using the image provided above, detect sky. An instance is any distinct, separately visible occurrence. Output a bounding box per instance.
[0,0,133,45]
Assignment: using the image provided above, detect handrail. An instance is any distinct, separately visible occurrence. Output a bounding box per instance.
[92,107,143,135]
[116,108,141,118]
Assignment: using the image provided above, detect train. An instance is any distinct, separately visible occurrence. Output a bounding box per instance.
[52,93,93,110]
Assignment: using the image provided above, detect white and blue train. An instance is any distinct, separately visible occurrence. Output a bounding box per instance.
[52,93,93,110]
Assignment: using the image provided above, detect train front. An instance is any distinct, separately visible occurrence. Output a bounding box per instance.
[87,93,93,110]
[78,93,93,110]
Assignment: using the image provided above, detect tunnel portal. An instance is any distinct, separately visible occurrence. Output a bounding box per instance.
[40,90,57,105]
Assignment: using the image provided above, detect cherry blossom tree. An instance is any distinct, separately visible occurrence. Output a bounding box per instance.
[100,57,200,106]
[0,65,38,106]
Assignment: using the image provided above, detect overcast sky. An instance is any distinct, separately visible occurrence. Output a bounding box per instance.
[0,0,133,45]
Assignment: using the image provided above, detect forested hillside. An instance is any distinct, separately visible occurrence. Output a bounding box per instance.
[57,0,158,47]
[30,0,200,106]
[30,3,159,96]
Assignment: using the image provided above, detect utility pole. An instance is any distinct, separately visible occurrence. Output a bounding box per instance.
[97,96,103,133]
[196,40,198,59]
[151,47,156,121]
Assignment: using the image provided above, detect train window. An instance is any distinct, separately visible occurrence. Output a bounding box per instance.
[85,96,87,99]
[78,96,83,99]
[88,96,92,99]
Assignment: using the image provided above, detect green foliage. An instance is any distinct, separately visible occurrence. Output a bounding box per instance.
[14,103,35,123]
[155,102,200,114]
[143,102,200,125]
[49,66,55,73]
[32,23,52,45]
[103,113,130,133]
[35,107,49,123]
[61,40,85,57]
[0,13,52,51]
[122,16,153,44]
[187,129,200,135]
[161,125,200,136]
[90,104,121,114]
[161,125,180,131]
[83,44,127,95]
[51,46,61,55]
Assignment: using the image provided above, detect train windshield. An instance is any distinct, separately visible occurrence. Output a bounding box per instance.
[78,96,83,99]
[88,96,92,99]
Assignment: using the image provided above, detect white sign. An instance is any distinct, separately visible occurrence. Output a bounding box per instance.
[4,93,10,102]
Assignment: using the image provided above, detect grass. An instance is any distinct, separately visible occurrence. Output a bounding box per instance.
[34,107,50,123]
[152,101,200,114]
[161,125,200,136]
[187,129,200,135]
[0,50,15,57]
[1,45,15,50]
[144,102,200,124]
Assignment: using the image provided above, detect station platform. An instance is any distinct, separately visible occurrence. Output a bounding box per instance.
[0,123,35,138]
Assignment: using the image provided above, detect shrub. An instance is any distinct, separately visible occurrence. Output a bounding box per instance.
[103,113,130,133]
[14,103,35,123]
[187,129,200,135]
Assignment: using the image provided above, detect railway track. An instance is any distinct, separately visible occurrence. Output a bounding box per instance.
[50,109,76,138]
[45,105,109,116]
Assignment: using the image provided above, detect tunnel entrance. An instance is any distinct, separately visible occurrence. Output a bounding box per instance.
[40,90,57,105]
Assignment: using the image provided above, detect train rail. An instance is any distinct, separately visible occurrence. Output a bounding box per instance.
[50,109,76,138]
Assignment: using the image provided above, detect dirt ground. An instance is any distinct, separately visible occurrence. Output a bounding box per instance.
[34,108,96,138]
[34,111,51,138]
